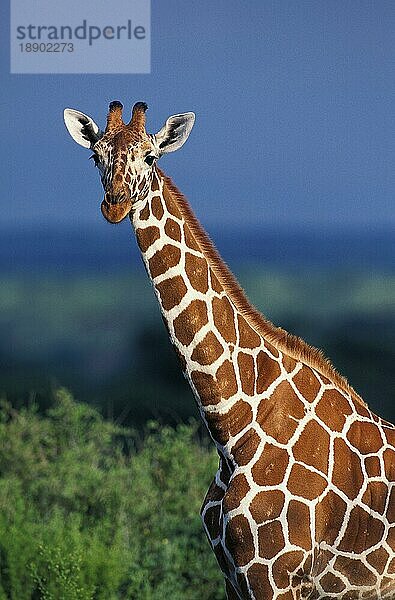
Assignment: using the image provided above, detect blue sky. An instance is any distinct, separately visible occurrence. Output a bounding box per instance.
[1,1,395,231]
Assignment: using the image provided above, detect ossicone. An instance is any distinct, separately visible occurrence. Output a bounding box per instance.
[128,101,148,134]
[105,100,125,133]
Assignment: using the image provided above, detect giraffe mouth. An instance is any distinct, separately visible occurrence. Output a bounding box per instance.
[100,193,133,224]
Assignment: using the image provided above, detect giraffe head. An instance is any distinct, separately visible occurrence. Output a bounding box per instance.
[64,101,195,223]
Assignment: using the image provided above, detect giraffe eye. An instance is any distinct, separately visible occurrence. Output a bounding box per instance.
[144,154,156,166]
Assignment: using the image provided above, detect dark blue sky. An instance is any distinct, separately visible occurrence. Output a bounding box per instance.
[1,1,395,231]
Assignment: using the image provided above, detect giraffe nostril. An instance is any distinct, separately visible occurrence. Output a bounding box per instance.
[105,192,127,205]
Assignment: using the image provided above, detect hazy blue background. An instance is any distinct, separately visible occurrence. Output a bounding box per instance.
[1,0,395,230]
[0,1,394,424]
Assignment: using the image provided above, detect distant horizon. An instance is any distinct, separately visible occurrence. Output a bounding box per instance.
[2,207,395,235]
[2,223,394,273]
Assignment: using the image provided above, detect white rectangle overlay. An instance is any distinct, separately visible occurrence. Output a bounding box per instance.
[11,0,150,74]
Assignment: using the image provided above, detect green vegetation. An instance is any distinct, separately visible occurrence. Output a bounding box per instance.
[0,390,224,599]
[0,268,393,596]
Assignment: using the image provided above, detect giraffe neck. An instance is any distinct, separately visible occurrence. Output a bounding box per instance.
[129,167,364,461]
[130,167,284,452]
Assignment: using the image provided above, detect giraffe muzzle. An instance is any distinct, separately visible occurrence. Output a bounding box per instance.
[101,192,133,224]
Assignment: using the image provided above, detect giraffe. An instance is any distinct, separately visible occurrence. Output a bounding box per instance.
[64,100,395,599]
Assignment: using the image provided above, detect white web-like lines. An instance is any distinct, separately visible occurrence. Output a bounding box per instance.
[131,175,395,600]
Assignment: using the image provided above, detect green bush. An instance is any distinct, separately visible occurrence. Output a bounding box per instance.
[0,390,224,599]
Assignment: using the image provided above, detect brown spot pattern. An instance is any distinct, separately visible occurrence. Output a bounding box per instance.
[191,331,223,365]
[227,400,253,437]
[387,526,395,551]
[265,341,279,357]
[204,504,221,540]
[237,352,255,396]
[209,400,253,445]
[139,203,150,220]
[313,548,335,576]
[366,547,389,575]
[156,275,187,311]
[315,389,353,432]
[148,244,181,279]
[346,421,383,455]
[247,563,273,599]
[283,355,297,373]
[212,296,237,344]
[237,315,261,348]
[250,490,285,524]
[162,185,181,218]
[151,173,160,191]
[365,455,382,478]
[136,225,160,252]
[383,426,395,447]
[183,224,200,251]
[388,487,395,523]
[272,551,304,588]
[293,367,321,402]
[383,448,395,481]
[204,479,224,504]
[361,481,388,516]
[338,505,384,553]
[388,559,395,574]
[164,218,181,242]
[190,370,220,406]
[225,515,254,567]
[151,195,164,220]
[315,490,347,545]
[185,252,209,293]
[381,576,395,595]
[173,299,208,346]
[213,544,230,577]
[210,271,223,294]
[256,350,281,393]
[287,463,327,500]
[292,420,330,475]
[332,437,364,500]
[354,402,371,419]
[258,381,305,444]
[223,474,250,512]
[333,556,377,587]
[231,429,260,466]
[302,554,312,574]
[320,573,346,594]
[342,591,360,600]
[258,520,285,559]
[216,360,238,399]
[251,443,289,486]
[287,499,311,550]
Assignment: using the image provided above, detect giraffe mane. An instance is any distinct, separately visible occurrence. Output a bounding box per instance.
[158,168,366,407]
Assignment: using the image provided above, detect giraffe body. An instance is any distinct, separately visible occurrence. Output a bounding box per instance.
[64,101,395,599]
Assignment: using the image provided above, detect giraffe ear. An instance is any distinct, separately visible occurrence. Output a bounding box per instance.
[63,108,103,148]
[155,112,195,155]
